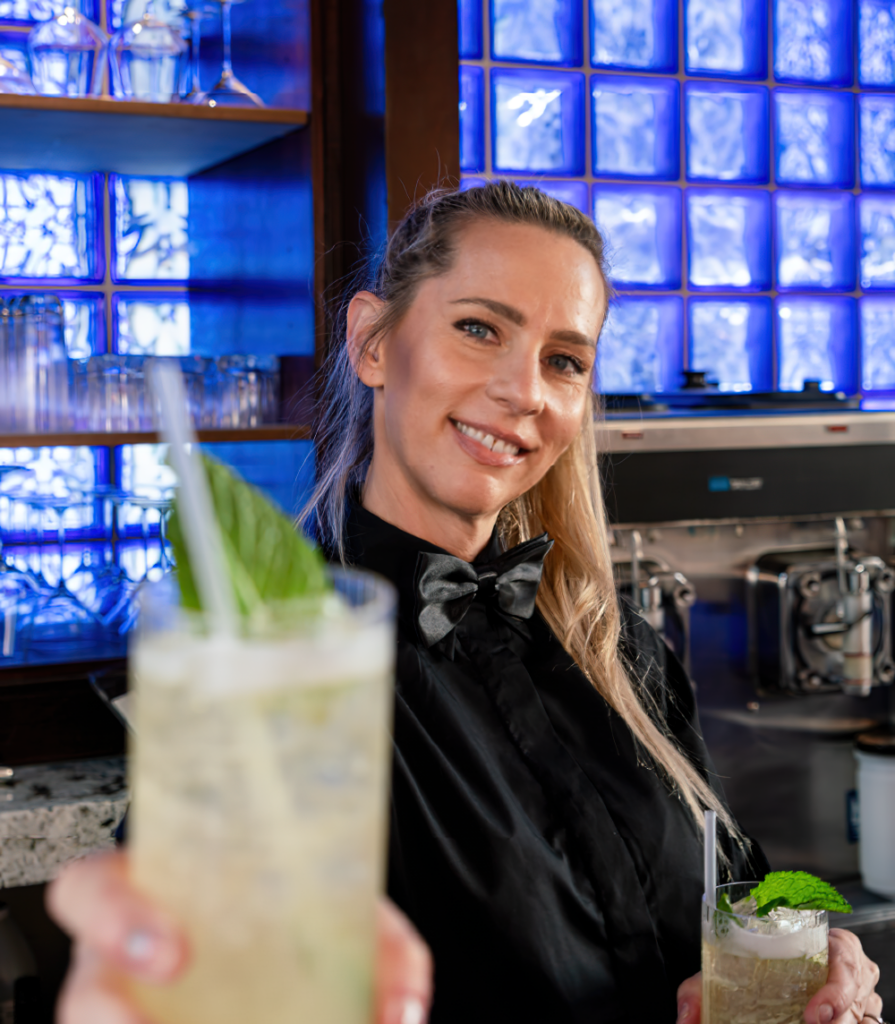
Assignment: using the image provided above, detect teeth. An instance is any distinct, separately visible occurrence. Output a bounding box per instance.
[454,420,521,456]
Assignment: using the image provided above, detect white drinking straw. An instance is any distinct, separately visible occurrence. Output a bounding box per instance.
[704,808,718,906]
[149,360,238,634]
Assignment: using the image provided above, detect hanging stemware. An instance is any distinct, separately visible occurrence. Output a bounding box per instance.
[191,0,262,108]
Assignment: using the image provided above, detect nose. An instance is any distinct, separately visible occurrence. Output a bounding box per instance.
[484,345,544,417]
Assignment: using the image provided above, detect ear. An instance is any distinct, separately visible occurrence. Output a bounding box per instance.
[346,291,387,388]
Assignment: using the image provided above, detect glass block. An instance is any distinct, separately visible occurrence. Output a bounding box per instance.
[685,0,768,77]
[860,296,895,390]
[459,176,488,191]
[686,188,771,290]
[590,0,677,72]
[115,443,175,538]
[592,184,682,289]
[0,172,101,283]
[591,74,679,180]
[0,32,31,75]
[859,94,895,186]
[514,178,589,212]
[111,175,188,284]
[114,294,190,355]
[492,68,585,176]
[459,0,483,58]
[60,291,104,357]
[202,440,315,516]
[859,0,895,85]
[460,65,485,174]
[596,295,683,393]
[858,193,895,289]
[0,446,107,541]
[685,82,769,183]
[774,89,855,187]
[491,0,582,65]
[688,298,773,392]
[774,190,856,290]
[776,297,857,392]
[774,0,853,84]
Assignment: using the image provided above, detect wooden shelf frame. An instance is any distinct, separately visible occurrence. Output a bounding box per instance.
[0,425,312,448]
[0,94,309,176]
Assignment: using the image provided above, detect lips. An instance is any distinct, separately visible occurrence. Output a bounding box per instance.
[451,419,528,456]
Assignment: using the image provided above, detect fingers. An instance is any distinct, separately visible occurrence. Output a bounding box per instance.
[676,971,702,1024]
[47,852,188,984]
[375,898,433,1024]
[804,930,879,1024]
[57,945,151,1024]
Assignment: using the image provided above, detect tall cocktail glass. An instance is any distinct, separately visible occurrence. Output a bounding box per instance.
[702,881,829,1024]
[128,569,395,1024]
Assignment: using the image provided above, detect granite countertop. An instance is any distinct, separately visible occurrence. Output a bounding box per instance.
[0,757,128,889]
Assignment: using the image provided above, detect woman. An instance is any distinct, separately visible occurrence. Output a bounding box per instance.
[49,183,882,1024]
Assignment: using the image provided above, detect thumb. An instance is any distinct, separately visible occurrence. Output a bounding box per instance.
[376,899,433,1024]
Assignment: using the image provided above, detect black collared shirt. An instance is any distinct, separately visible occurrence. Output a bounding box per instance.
[344,505,767,1024]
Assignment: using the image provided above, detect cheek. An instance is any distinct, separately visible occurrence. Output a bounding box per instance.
[543,389,589,455]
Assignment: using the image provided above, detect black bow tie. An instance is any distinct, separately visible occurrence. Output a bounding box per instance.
[415,534,554,647]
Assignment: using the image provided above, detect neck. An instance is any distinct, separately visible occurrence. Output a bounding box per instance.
[361,459,498,563]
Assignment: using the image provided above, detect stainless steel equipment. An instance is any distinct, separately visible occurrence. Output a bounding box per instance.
[600,410,895,881]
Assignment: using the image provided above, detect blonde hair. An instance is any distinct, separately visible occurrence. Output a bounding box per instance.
[301,181,734,837]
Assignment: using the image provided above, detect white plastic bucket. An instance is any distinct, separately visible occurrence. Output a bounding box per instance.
[855,744,895,899]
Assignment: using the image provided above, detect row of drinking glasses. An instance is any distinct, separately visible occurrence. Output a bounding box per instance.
[0,295,281,433]
[0,468,174,664]
[0,0,262,107]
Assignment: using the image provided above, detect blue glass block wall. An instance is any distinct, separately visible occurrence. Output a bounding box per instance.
[458,0,895,399]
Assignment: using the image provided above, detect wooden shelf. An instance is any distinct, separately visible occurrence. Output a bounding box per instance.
[0,425,312,447]
[0,95,309,176]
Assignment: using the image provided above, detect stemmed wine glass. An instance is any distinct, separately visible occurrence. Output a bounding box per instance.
[181,3,213,101]
[192,0,263,107]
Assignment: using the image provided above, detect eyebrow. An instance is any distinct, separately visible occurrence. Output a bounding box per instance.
[450,296,596,349]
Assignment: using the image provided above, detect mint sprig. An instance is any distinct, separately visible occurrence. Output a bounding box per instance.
[168,455,330,617]
[749,871,852,916]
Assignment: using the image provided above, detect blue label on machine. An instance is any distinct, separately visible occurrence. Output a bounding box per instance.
[708,476,730,492]
[846,789,860,844]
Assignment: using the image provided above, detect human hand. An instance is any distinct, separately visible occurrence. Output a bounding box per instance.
[804,928,882,1024]
[675,928,883,1024]
[47,850,433,1024]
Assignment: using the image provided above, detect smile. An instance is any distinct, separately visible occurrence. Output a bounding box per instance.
[452,419,525,456]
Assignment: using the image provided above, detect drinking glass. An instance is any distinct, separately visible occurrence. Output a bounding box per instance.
[128,569,395,1024]
[702,881,829,1024]
[0,56,36,94]
[192,0,262,107]
[181,3,212,99]
[6,295,73,434]
[28,5,108,97]
[110,1,188,102]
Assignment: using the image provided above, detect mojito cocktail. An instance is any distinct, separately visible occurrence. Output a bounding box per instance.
[702,882,829,1024]
[128,571,395,1024]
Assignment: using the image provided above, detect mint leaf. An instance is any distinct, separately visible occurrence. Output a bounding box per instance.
[750,871,852,915]
[168,455,330,616]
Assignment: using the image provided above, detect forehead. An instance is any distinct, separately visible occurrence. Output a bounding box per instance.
[433,219,607,329]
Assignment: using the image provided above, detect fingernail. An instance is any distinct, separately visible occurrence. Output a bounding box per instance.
[124,928,180,979]
[383,997,427,1024]
[125,929,158,964]
[818,1006,834,1024]
[677,1001,691,1023]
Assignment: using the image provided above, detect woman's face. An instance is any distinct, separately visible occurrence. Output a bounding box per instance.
[349,219,606,552]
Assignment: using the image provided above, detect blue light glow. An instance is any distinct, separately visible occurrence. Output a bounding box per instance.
[859,0,895,85]
[776,296,857,392]
[592,184,682,289]
[774,89,855,187]
[590,0,677,72]
[491,0,582,65]
[774,0,854,84]
[685,0,767,77]
[459,0,483,58]
[686,188,772,289]
[688,297,773,391]
[685,81,769,182]
[774,189,856,290]
[460,65,486,173]
[592,75,679,179]
[860,94,895,187]
[492,68,585,175]
[859,193,895,288]
[596,295,683,393]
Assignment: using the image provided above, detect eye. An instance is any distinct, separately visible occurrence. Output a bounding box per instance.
[547,353,587,376]
[454,318,495,341]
